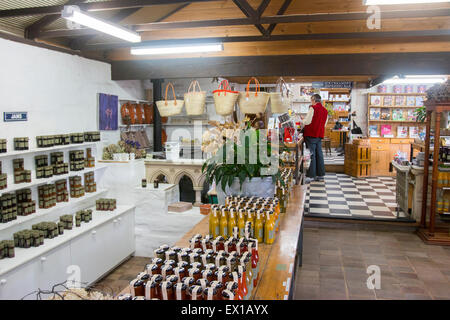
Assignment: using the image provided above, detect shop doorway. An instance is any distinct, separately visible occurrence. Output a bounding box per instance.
[179,175,195,203]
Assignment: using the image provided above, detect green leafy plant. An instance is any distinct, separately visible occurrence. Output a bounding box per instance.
[325,103,335,118]
[415,106,426,123]
[202,124,283,192]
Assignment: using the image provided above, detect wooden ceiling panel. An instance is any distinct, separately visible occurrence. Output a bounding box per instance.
[119,4,183,25]
[227,75,376,83]
[272,17,450,35]
[285,0,450,14]
[106,36,450,61]
[162,0,246,21]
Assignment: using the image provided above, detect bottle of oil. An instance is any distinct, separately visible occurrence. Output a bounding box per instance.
[228,209,237,238]
[209,208,220,238]
[254,211,264,244]
[264,212,275,245]
[237,210,246,238]
[220,208,228,238]
[246,209,255,238]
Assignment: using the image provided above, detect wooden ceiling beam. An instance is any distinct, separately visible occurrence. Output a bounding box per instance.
[267,0,292,35]
[257,0,271,17]
[0,0,216,18]
[232,0,267,36]
[81,29,450,51]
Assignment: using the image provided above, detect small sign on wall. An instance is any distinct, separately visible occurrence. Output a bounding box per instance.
[3,112,27,122]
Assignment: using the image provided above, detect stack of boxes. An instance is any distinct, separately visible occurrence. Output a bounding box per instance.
[70,133,84,144]
[50,152,68,176]
[0,161,7,190]
[84,131,101,142]
[69,150,85,171]
[13,137,29,151]
[0,193,18,223]
[55,179,69,203]
[35,155,53,179]
[69,176,85,198]
[13,158,31,184]
[15,188,36,216]
[85,148,95,168]
[96,198,116,211]
[38,184,56,209]
[0,139,6,153]
[84,172,96,193]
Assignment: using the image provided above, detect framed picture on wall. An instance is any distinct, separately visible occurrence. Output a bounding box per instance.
[99,93,118,130]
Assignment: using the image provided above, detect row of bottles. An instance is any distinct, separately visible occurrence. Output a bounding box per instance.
[121,234,260,300]
[437,171,450,188]
[436,190,450,214]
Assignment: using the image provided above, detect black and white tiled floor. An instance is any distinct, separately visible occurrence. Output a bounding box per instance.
[305,173,410,220]
[323,148,345,165]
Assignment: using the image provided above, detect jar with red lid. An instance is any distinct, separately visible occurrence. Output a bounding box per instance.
[160,264,174,280]
[159,281,174,300]
[146,263,160,275]
[189,285,203,300]
[221,289,235,300]
[196,278,210,290]
[187,267,201,281]
[173,267,186,281]
[177,251,189,263]
[210,280,224,297]
[165,250,177,261]
[215,270,229,284]
[183,276,195,288]
[145,280,159,300]
[173,283,188,300]
[164,259,177,268]
[203,287,219,300]
[201,269,214,282]
[177,261,189,269]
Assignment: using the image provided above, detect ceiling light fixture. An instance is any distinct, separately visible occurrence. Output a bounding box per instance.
[130,43,223,55]
[62,5,141,43]
[364,0,450,5]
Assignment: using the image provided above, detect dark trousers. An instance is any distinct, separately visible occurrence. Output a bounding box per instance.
[305,136,325,178]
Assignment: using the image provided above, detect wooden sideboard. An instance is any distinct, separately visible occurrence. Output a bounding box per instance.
[370,137,414,176]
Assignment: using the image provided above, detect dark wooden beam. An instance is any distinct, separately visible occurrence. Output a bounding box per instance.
[0,0,215,18]
[25,0,87,40]
[36,8,450,38]
[257,0,271,17]
[232,0,267,36]
[110,52,450,80]
[267,0,292,36]
[82,29,450,51]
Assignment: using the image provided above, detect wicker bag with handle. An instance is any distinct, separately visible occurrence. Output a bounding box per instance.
[185,80,206,115]
[156,82,184,117]
[237,77,270,115]
[213,79,238,116]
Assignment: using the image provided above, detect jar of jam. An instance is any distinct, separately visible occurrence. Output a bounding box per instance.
[177,251,189,263]
[210,280,224,297]
[150,274,164,285]
[237,238,248,255]
[214,236,225,251]
[189,237,201,250]
[189,285,203,300]
[182,248,193,255]
[173,283,188,300]
[224,239,236,253]
[165,250,177,261]
[160,264,174,280]
[190,262,202,270]
[154,248,165,260]
[138,272,151,284]
[200,253,213,266]
[214,255,226,267]
[130,279,145,297]
[204,263,217,273]
[196,278,210,290]
[204,249,215,256]
[171,246,182,253]
[151,257,164,269]
[188,253,200,264]
[166,275,179,286]
[221,289,235,300]
[159,281,174,300]
[215,270,230,284]
[201,269,214,282]
[145,264,159,275]
[177,261,189,269]
[203,287,219,300]
[183,276,195,288]
[201,238,211,251]
[192,248,203,255]
[159,244,170,252]
[226,256,237,271]
[145,280,159,299]
[218,265,230,273]
[164,259,177,268]
[173,267,186,281]
[188,267,201,281]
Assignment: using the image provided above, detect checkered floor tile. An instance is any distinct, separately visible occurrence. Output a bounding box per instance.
[323,148,344,165]
[304,173,411,220]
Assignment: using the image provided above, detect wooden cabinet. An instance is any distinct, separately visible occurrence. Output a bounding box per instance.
[369,138,413,176]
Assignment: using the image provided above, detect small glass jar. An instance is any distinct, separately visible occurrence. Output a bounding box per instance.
[203,287,219,300]
[165,250,177,261]
[190,262,202,270]
[173,267,186,281]
[159,281,174,300]
[151,257,164,269]
[150,274,164,285]
[189,285,203,300]
[139,273,150,284]
[131,279,145,297]
[221,289,235,300]
[187,267,201,282]
[145,281,159,300]
[188,253,200,264]
[159,244,170,252]
[210,280,224,297]
[182,276,195,288]
[177,261,189,269]
[201,269,214,282]
[154,249,165,260]
[160,265,174,280]
[166,275,179,287]
[192,248,203,255]
[164,259,177,268]
[215,270,230,284]
[177,251,189,263]
[173,283,188,300]
[204,263,217,273]
[196,278,210,290]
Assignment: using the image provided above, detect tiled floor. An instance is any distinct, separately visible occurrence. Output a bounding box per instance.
[323,148,345,165]
[305,173,410,220]
[294,221,450,300]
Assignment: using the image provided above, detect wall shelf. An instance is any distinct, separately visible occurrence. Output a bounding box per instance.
[0,142,101,159]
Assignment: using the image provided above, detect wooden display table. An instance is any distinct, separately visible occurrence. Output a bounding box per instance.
[118,184,307,300]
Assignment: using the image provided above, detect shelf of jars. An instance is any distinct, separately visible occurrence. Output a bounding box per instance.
[0,141,102,159]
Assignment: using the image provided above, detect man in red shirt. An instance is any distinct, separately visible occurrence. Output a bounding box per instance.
[303,94,328,182]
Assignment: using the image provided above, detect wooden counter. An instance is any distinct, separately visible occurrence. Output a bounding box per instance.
[119,184,306,300]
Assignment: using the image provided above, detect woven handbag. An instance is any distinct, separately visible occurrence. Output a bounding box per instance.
[238,77,269,115]
[185,80,206,115]
[156,82,184,117]
[213,80,238,116]
[269,77,292,114]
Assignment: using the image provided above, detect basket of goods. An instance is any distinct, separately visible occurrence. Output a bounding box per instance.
[184,80,206,115]
[156,82,184,117]
[212,80,239,116]
[237,77,270,115]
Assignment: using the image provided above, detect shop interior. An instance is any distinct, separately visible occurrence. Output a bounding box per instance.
[0,0,449,301]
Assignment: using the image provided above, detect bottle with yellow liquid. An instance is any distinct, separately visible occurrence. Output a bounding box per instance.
[254,211,264,244]
[228,209,237,238]
[237,210,246,238]
[209,208,220,238]
[246,209,255,238]
[220,208,228,238]
[264,212,275,245]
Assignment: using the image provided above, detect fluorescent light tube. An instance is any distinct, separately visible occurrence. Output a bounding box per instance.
[130,44,223,55]
[62,5,141,43]
[365,0,450,4]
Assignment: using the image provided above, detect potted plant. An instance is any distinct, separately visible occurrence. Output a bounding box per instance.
[202,120,283,204]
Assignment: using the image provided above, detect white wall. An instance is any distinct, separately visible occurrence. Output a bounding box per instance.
[0,37,145,149]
